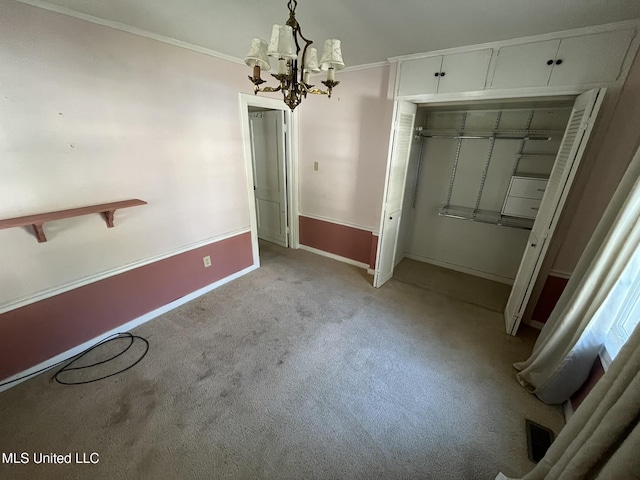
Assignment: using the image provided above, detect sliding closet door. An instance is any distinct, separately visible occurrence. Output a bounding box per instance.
[374,101,417,288]
[504,88,605,335]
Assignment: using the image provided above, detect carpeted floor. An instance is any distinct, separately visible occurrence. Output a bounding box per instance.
[393,258,513,313]
[0,241,564,479]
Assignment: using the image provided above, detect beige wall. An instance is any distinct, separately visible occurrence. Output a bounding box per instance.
[551,48,640,273]
[298,65,396,231]
[0,1,254,307]
[524,48,640,320]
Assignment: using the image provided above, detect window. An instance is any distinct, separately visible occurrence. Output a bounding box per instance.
[602,246,640,368]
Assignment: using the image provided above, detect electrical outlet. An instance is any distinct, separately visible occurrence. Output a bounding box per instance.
[203,255,212,268]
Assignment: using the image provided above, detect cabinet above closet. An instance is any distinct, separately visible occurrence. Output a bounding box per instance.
[489,29,635,89]
[397,50,492,96]
[393,21,638,99]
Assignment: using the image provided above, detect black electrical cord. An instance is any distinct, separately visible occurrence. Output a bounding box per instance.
[53,332,149,385]
[0,332,149,388]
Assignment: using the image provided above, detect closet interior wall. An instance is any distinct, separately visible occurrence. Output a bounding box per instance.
[396,101,572,284]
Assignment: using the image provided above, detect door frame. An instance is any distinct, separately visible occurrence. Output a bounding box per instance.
[240,94,299,266]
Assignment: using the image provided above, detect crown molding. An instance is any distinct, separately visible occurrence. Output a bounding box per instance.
[15,0,245,65]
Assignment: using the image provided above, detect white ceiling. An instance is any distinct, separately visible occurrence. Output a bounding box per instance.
[24,0,640,67]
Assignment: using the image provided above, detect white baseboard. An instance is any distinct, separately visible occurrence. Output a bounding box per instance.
[0,263,258,393]
[549,269,572,279]
[523,319,545,330]
[403,254,514,285]
[599,346,612,371]
[298,245,369,269]
[563,399,574,422]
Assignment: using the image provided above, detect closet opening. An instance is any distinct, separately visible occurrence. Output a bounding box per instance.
[378,90,605,335]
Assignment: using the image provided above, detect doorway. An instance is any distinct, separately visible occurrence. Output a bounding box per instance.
[240,94,299,266]
[249,108,288,247]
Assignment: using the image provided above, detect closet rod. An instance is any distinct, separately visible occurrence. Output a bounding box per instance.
[420,134,553,141]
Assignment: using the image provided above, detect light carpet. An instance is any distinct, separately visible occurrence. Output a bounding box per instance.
[0,241,564,479]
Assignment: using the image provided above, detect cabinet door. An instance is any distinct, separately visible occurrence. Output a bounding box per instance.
[396,56,442,96]
[438,49,492,94]
[490,39,560,89]
[548,29,634,86]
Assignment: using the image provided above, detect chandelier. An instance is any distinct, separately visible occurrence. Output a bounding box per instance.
[244,0,345,110]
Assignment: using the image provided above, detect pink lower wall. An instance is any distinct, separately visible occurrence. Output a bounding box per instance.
[370,235,379,270]
[571,356,605,411]
[299,216,377,267]
[0,232,253,380]
[531,275,570,324]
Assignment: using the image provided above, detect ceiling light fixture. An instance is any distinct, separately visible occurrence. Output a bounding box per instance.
[244,0,345,110]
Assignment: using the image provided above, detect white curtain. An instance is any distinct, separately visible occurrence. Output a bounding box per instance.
[496,320,640,480]
[512,145,640,404]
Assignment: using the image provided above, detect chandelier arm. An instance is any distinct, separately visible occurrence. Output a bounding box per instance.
[255,85,283,94]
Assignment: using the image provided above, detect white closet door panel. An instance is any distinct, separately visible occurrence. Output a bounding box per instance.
[386,112,416,213]
[374,101,417,288]
[549,29,634,86]
[504,88,605,335]
[251,110,288,247]
[490,39,560,89]
[438,49,492,94]
[397,56,442,96]
[376,210,401,287]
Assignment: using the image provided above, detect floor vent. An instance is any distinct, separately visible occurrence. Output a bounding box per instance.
[525,419,555,463]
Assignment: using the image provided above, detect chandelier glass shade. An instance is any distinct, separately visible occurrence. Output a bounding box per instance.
[244,0,344,110]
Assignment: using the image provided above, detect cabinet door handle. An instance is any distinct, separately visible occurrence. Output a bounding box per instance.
[389,216,393,220]
[531,242,537,247]
[547,59,554,65]
[434,72,440,77]
[537,188,545,192]
[555,59,563,65]
[530,207,539,211]
[440,72,446,77]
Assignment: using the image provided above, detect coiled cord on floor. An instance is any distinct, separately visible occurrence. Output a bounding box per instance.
[53,332,149,385]
[0,332,149,388]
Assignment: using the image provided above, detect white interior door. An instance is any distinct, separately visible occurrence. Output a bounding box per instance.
[374,101,417,288]
[250,110,288,247]
[504,88,605,335]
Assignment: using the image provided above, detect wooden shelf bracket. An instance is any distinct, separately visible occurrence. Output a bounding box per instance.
[0,199,147,243]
